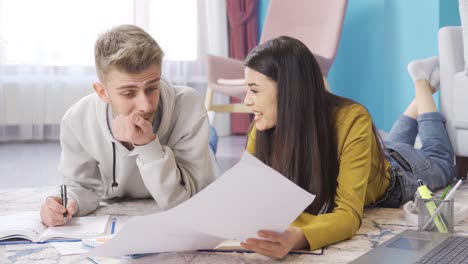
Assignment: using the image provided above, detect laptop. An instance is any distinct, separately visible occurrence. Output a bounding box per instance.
[350,229,468,264]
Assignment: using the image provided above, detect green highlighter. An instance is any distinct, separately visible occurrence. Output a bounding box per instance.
[440,185,452,200]
[417,180,448,233]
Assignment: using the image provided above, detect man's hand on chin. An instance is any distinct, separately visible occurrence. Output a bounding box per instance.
[112,113,156,147]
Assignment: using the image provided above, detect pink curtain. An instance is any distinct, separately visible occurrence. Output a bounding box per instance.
[226,0,258,134]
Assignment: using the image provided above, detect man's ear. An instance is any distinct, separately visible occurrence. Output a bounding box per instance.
[93,82,110,103]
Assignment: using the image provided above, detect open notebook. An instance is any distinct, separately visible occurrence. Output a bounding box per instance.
[0,211,110,243]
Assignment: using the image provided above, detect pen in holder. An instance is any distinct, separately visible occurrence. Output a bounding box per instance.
[417,195,454,233]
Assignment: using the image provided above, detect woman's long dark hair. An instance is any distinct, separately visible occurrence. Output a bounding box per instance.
[244,36,386,215]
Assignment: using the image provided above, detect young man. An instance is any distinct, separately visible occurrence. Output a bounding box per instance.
[40,24,218,226]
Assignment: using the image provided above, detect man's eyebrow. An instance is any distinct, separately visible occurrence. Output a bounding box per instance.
[116,84,138,90]
[116,78,161,90]
[145,78,161,86]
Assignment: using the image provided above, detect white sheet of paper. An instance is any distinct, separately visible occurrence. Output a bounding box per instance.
[49,241,88,256]
[167,151,315,241]
[87,151,315,257]
[85,212,224,257]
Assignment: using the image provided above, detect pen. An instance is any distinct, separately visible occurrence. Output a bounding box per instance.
[111,218,117,234]
[443,179,463,201]
[0,239,81,246]
[61,184,67,223]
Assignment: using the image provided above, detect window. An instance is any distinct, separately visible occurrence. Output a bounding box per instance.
[148,0,198,61]
[0,0,227,141]
[0,0,198,66]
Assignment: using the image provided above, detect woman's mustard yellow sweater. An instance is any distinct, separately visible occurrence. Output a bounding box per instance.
[246,104,391,250]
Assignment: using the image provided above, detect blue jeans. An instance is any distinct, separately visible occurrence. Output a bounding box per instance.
[209,125,218,155]
[376,112,456,207]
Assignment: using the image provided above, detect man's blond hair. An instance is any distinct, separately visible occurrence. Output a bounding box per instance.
[94,24,164,82]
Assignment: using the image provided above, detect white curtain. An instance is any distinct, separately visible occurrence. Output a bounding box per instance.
[0,0,229,141]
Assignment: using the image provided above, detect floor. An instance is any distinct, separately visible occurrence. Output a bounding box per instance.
[0,136,246,189]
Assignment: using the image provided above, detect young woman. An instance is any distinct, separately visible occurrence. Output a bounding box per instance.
[239,36,456,259]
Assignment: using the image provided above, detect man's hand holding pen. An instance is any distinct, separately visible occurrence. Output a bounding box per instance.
[40,185,78,227]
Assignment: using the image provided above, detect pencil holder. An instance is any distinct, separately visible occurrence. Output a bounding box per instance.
[417,196,454,233]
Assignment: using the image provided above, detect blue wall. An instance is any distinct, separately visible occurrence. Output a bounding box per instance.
[385,0,440,131]
[258,0,461,131]
[258,0,270,41]
[327,0,386,129]
[440,0,461,27]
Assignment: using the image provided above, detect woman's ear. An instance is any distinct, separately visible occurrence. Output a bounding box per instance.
[93,82,110,103]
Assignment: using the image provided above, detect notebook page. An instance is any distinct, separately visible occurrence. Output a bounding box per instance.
[40,215,110,241]
[0,211,46,242]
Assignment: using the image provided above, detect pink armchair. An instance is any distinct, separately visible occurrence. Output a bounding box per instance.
[205,0,348,113]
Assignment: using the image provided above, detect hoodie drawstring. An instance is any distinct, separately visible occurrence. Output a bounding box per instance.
[111,142,118,189]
